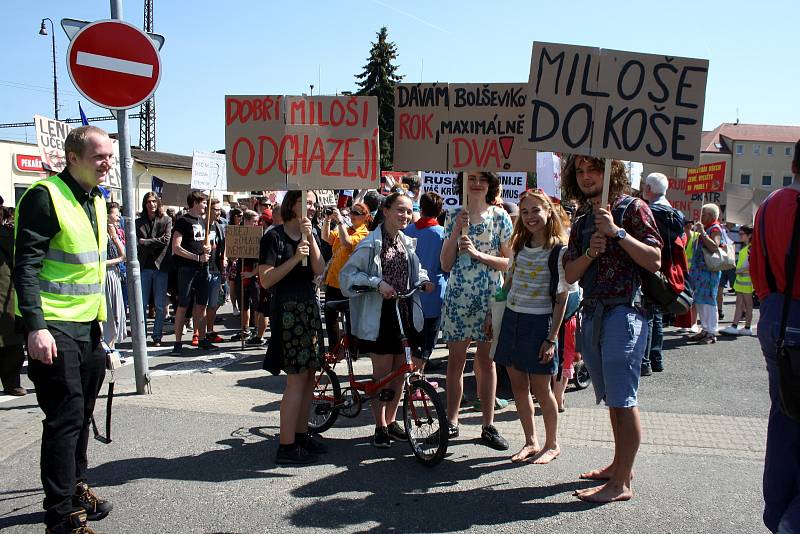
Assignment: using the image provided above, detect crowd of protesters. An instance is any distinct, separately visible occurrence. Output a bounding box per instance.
[3,127,797,531]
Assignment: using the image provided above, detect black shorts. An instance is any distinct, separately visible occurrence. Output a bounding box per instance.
[177,266,210,308]
[357,299,424,358]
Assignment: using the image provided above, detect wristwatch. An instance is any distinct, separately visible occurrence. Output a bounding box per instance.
[612,228,627,242]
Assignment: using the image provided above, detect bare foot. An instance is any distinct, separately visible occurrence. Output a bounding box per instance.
[530,446,560,465]
[511,444,540,463]
[575,481,633,503]
[579,465,615,481]
[578,466,635,481]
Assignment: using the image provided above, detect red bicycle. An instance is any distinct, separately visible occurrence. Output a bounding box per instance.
[309,284,449,466]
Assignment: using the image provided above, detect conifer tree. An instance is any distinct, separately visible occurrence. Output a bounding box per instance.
[355,27,403,170]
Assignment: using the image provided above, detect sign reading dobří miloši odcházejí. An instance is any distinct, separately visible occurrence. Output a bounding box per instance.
[522,42,709,167]
[392,83,535,172]
[225,95,380,191]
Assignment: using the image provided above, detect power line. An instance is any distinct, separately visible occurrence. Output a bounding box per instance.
[0,113,144,129]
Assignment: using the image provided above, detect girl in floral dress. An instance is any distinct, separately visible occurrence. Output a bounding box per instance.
[440,171,513,450]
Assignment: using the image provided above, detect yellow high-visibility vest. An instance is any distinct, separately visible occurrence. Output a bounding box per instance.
[15,174,107,323]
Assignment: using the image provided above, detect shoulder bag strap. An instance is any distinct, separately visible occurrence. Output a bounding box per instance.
[759,197,779,294]
[777,196,800,346]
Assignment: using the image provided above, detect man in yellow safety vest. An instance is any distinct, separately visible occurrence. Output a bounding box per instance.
[14,125,114,534]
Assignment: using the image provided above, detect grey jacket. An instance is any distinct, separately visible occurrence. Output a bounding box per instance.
[339,225,429,341]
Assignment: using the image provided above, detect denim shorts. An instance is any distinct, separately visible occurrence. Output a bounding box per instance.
[207,272,222,308]
[579,304,646,408]
[177,266,211,308]
[494,309,557,375]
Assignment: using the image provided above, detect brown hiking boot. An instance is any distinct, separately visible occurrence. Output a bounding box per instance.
[45,510,103,534]
[73,482,113,521]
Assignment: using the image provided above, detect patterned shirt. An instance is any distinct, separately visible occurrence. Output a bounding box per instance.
[507,245,570,314]
[381,228,410,323]
[564,195,662,300]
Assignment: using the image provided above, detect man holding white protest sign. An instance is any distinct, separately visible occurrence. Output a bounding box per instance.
[525,41,707,502]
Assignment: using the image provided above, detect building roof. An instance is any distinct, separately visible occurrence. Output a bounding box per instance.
[701,125,728,153]
[131,148,192,170]
[717,123,800,144]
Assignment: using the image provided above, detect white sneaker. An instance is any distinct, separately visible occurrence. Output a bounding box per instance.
[719,326,740,336]
[739,328,754,336]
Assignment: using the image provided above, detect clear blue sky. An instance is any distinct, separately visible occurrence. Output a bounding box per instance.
[2,0,798,155]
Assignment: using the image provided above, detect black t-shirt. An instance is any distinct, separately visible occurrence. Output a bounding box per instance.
[259,225,319,296]
[173,213,218,269]
[208,221,225,273]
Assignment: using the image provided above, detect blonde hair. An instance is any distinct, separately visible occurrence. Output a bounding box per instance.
[510,190,568,255]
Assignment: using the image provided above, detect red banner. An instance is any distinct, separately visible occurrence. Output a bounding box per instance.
[685,161,726,194]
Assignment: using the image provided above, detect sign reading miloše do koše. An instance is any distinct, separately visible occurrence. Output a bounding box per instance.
[522,42,708,168]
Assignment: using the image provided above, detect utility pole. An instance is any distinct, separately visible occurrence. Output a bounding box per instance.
[111,0,151,394]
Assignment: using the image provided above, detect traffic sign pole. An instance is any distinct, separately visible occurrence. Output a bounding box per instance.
[111,0,150,395]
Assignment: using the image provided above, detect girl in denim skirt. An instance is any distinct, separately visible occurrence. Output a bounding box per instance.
[493,190,569,464]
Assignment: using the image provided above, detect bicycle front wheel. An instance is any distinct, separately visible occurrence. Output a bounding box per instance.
[309,368,341,433]
[403,379,448,466]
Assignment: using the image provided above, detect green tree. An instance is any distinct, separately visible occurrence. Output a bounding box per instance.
[355,26,403,170]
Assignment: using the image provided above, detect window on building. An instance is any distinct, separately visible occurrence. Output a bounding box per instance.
[762,174,772,186]
[788,147,794,157]
[785,176,794,187]
[736,144,744,155]
[741,173,751,185]
[754,144,761,156]
[767,146,774,156]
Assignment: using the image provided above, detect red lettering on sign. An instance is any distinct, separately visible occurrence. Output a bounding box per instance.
[453,138,501,168]
[398,113,434,140]
[226,96,282,125]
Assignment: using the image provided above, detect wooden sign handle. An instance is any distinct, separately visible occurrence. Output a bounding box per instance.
[301,189,308,267]
[461,174,469,237]
[600,160,611,209]
[204,190,214,255]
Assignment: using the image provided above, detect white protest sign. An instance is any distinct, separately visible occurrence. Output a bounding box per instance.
[107,140,122,189]
[536,152,562,201]
[421,172,460,209]
[421,171,526,209]
[627,161,644,191]
[191,151,227,191]
[316,189,337,206]
[523,42,709,168]
[498,172,526,203]
[35,115,73,172]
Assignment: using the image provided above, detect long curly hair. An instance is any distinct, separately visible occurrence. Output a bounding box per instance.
[510,190,568,255]
[561,155,628,207]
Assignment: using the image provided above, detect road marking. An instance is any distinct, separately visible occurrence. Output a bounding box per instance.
[76,51,153,77]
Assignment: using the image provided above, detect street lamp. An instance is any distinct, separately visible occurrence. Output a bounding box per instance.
[310,84,314,96]
[38,18,59,120]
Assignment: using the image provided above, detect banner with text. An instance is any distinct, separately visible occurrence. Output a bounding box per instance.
[393,83,535,172]
[225,95,380,192]
[522,42,709,168]
[684,161,726,194]
[421,171,527,209]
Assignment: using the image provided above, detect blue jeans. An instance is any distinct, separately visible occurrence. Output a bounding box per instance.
[758,293,800,533]
[141,268,168,341]
[579,304,646,408]
[644,303,663,368]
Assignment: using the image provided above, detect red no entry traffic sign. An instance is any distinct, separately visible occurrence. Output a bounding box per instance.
[67,19,161,110]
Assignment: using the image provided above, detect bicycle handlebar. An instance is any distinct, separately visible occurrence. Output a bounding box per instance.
[352,282,427,299]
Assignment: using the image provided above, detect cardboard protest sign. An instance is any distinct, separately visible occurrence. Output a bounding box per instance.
[107,141,122,190]
[225,95,380,191]
[35,115,73,172]
[225,225,263,259]
[523,42,709,168]
[191,151,227,191]
[393,83,535,172]
[665,175,724,222]
[684,161,726,194]
[536,152,562,201]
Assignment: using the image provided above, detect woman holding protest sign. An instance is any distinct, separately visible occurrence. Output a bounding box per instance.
[259,190,326,465]
[440,171,513,450]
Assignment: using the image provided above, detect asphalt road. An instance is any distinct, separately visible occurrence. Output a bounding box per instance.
[0,293,770,533]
